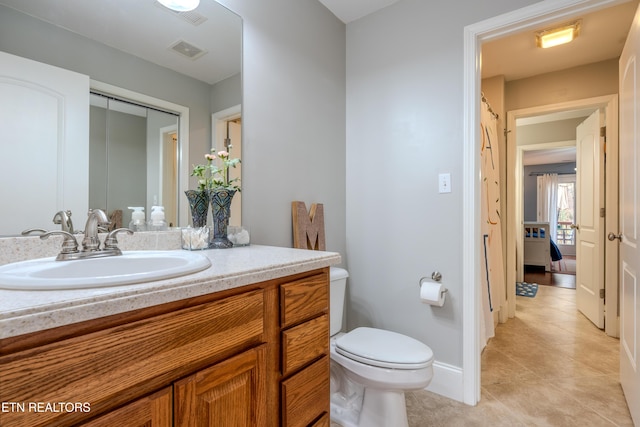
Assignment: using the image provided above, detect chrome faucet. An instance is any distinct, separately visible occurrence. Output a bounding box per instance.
[53,210,74,234]
[39,208,133,261]
[82,209,110,251]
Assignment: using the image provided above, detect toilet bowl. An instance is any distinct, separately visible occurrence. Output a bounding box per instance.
[329,267,434,427]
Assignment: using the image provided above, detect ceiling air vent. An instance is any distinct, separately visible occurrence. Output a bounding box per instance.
[169,40,207,60]
[175,10,208,26]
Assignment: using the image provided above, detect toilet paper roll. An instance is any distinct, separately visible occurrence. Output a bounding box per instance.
[420,281,446,307]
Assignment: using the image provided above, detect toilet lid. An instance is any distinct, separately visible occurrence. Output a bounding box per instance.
[335,327,434,369]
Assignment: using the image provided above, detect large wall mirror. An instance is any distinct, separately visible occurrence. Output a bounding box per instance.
[0,0,242,236]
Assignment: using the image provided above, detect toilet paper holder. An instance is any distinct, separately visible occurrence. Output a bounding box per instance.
[418,271,447,292]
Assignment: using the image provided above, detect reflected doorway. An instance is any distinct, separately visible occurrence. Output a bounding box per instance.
[89,92,180,228]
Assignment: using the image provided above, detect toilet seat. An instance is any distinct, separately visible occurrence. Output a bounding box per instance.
[335,327,433,370]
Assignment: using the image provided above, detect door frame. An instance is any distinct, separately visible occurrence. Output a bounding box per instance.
[506,95,619,337]
[463,0,627,405]
[513,138,577,283]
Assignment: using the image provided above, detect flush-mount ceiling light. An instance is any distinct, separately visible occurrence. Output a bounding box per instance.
[536,21,581,49]
[157,0,200,12]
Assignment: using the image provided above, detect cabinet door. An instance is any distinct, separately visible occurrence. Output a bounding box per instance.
[80,387,172,427]
[174,345,267,427]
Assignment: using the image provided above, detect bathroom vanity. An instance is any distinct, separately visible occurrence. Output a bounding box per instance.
[0,245,339,427]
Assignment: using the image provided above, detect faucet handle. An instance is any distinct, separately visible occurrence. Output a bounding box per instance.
[21,228,47,236]
[40,230,79,255]
[53,210,75,234]
[104,228,134,250]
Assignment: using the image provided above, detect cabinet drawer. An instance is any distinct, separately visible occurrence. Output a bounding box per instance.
[281,356,330,427]
[280,273,328,328]
[282,314,328,376]
[0,290,265,427]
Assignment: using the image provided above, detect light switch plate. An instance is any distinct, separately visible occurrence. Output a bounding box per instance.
[439,173,451,193]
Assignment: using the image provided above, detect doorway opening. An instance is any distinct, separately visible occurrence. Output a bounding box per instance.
[212,104,242,226]
[506,95,618,334]
[513,111,583,289]
[521,141,578,289]
[463,0,629,405]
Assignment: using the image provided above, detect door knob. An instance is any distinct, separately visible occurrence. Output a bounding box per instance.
[608,232,622,242]
[570,224,579,230]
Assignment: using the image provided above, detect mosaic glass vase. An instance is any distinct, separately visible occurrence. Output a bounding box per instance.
[208,188,236,249]
[184,190,209,228]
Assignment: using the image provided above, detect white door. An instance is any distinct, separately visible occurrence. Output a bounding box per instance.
[619,4,640,423]
[0,51,89,235]
[575,109,605,328]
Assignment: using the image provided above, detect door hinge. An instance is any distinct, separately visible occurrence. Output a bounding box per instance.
[600,288,605,299]
[600,207,605,218]
[601,126,607,144]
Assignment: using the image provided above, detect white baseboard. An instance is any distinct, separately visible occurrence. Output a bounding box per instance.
[424,361,464,403]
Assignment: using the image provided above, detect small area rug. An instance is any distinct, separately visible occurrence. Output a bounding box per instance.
[516,282,538,298]
[551,256,576,275]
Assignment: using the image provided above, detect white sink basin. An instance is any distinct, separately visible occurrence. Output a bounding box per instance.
[0,251,211,290]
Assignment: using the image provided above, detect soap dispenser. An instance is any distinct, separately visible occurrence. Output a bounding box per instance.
[128,207,147,232]
[148,206,168,231]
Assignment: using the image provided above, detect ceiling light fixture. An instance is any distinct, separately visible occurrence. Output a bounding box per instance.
[157,0,200,12]
[536,21,581,49]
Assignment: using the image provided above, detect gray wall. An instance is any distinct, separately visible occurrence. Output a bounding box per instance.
[218,0,347,260]
[517,117,588,146]
[344,0,538,368]
[211,73,242,114]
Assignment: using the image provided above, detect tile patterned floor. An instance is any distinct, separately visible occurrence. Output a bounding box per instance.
[405,285,634,426]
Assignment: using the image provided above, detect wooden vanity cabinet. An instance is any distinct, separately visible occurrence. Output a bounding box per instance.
[0,268,331,427]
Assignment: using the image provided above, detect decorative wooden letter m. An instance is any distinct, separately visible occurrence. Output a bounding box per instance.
[292,201,326,251]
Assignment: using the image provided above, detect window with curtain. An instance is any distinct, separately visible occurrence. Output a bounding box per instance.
[536,173,559,238]
[536,173,576,246]
[556,175,576,246]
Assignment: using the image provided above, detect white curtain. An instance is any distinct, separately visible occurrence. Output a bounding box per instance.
[536,173,559,241]
[479,99,504,349]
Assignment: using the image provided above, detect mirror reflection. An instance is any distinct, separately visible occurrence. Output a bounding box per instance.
[0,0,242,236]
[89,93,180,229]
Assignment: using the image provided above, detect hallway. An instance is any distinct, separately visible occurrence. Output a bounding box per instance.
[406,285,633,426]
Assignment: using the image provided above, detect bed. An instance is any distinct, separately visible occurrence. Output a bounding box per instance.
[524,221,564,271]
[524,222,551,271]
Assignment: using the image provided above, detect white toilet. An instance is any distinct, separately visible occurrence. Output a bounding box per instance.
[329,267,434,427]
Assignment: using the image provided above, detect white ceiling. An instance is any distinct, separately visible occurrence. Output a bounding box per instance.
[481,1,638,81]
[318,0,401,24]
[523,147,577,166]
[0,0,242,85]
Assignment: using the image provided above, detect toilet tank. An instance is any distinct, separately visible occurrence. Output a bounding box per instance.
[329,267,349,336]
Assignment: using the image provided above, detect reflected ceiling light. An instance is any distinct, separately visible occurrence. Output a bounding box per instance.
[157,0,200,12]
[536,21,581,49]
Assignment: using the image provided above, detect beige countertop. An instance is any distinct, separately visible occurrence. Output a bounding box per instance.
[0,245,340,339]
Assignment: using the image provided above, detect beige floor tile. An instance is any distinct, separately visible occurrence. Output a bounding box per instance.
[403,285,633,427]
[483,379,618,426]
[552,375,634,426]
[406,389,526,427]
